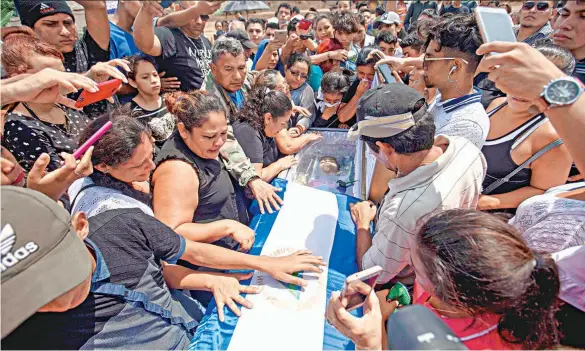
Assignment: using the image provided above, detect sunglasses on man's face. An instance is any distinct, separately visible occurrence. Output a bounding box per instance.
[200,15,210,21]
[522,1,550,11]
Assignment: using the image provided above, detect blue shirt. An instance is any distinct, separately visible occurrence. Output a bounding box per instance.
[109,21,139,60]
[228,90,245,110]
[308,65,324,93]
[252,39,285,75]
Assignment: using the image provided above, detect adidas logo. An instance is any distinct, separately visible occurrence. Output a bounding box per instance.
[39,3,55,14]
[0,224,39,273]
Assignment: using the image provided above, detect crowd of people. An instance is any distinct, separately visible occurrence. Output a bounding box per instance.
[1,0,584,350]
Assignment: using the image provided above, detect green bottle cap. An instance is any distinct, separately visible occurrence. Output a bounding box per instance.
[386,282,411,307]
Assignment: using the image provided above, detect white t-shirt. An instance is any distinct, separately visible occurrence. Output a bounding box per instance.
[362,136,487,285]
[429,88,490,149]
[510,182,585,253]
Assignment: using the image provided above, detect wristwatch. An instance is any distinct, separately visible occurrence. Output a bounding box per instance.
[540,76,584,108]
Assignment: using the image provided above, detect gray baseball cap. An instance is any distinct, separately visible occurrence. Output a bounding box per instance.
[347,83,425,141]
[1,187,92,338]
[373,11,401,29]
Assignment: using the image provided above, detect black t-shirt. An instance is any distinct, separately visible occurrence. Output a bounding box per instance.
[126,98,175,146]
[1,209,195,350]
[64,29,113,119]
[1,105,89,172]
[232,121,279,167]
[154,27,212,91]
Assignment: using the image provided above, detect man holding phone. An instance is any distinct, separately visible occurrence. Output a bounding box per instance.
[347,84,486,288]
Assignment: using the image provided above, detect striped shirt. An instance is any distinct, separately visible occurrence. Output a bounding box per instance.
[429,88,490,149]
[362,136,487,285]
[514,23,553,46]
[574,59,585,83]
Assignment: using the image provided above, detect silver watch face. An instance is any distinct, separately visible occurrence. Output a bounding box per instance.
[545,79,582,106]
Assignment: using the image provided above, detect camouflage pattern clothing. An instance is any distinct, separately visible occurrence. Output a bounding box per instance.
[201,71,259,186]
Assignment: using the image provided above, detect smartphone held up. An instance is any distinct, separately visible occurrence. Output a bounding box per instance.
[340,266,383,312]
[474,7,516,45]
[75,79,122,108]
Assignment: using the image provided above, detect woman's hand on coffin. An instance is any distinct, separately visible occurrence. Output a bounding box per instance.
[210,272,260,322]
[305,132,323,143]
[277,155,297,171]
[227,220,255,252]
[264,250,326,287]
[247,177,284,215]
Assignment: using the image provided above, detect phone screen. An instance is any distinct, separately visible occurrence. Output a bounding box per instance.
[298,19,313,31]
[378,64,397,84]
[343,275,378,311]
[476,10,516,43]
[274,30,287,43]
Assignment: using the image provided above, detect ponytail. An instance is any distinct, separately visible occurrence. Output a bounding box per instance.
[499,253,560,349]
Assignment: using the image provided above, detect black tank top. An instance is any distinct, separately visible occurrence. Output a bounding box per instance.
[155,132,249,227]
[481,102,547,195]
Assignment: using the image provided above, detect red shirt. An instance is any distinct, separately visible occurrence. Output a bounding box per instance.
[414,287,521,350]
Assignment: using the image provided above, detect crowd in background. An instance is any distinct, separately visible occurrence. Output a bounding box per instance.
[1,0,585,350]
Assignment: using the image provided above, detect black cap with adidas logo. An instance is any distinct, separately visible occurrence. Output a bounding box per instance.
[16,0,74,28]
[0,187,91,339]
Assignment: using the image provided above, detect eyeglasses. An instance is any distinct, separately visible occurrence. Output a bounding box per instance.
[288,69,308,80]
[522,1,550,11]
[422,55,469,68]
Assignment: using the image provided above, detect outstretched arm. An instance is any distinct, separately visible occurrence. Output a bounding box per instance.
[133,2,163,57]
[76,1,110,50]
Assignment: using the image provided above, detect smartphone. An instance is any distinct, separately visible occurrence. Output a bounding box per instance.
[300,34,314,40]
[474,7,516,44]
[75,79,122,108]
[72,121,113,159]
[298,19,313,31]
[274,29,288,43]
[377,64,397,84]
[341,266,383,311]
[160,0,174,9]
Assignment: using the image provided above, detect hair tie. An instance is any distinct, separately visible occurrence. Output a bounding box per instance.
[533,253,545,270]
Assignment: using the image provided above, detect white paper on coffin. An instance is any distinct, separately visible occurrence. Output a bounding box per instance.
[227,183,339,351]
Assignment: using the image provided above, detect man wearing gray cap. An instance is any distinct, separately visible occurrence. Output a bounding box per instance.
[1,187,94,340]
[347,84,486,287]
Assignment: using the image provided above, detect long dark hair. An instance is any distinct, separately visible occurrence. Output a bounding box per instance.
[234,88,292,133]
[79,108,151,168]
[78,109,152,205]
[415,209,560,349]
